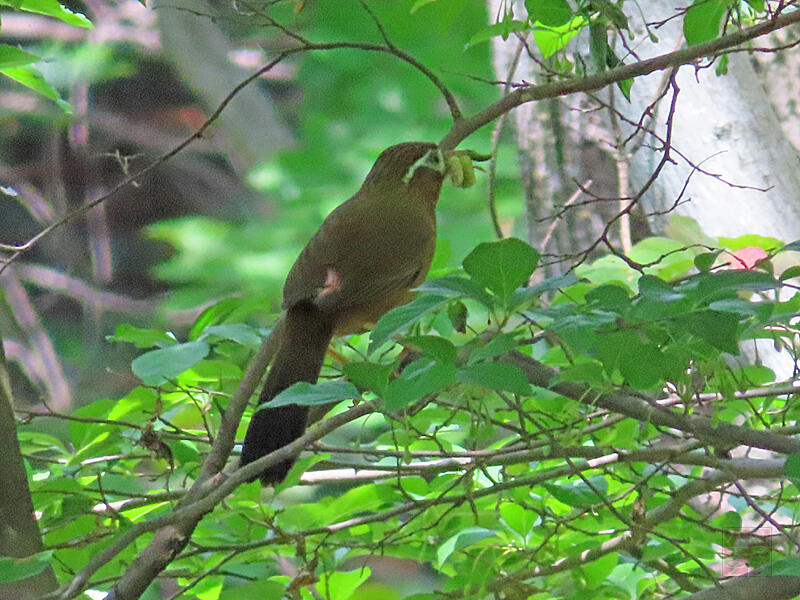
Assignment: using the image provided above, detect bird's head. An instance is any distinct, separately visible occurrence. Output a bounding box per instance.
[363,142,446,201]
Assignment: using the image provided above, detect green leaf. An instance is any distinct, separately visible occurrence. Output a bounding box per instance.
[131,340,210,385]
[458,362,531,395]
[0,0,92,27]
[107,323,176,349]
[405,335,457,363]
[715,53,729,75]
[220,580,287,600]
[468,332,520,363]
[410,0,436,13]
[508,274,582,311]
[463,238,539,303]
[543,477,608,507]
[637,275,684,302]
[586,283,631,314]
[708,298,771,317]
[695,270,779,303]
[189,296,247,340]
[418,274,494,306]
[500,503,538,539]
[597,330,663,389]
[384,359,457,410]
[202,323,262,346]
[437,527,496,567]
[447,300,468,333]
[533,15,587,58]
[680,310,740,354]
[342,361,393,395]
[316,568,372,600]
[0,551,53,583]
[553,360,605,386]
[369,294,448,352]
[785,454,800,485]
[711,511,741,530]
[0,44,40,69]
[616,76,633,101]
[695,250,723,273]
[466,20,529,48]
[602,43,633,100]
[1,65,72,113]
[526,0,572,27]
[589,23,608,73]
[593,0,629,30]
[264,380,360,408]
[780,240,800,253]
[720,233,783,252]
[780,266,800,282]
[582,552,619,588]
[683,0,728,46]
[515,273,580,299]
[765,557,800,576]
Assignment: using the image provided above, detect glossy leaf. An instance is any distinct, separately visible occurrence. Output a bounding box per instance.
[369,294,449,352]
[342,361,393,395]
[458,362,531,395]
[0,0,92,28]
[107,324,176,349]
[683,0,728,46]
[0,44,39,69]
[462,238,539,303]
[131,340,210,385]
[405,335,457,364]
[384,359,457,410]
[526,0,572,27]
[1,65,73,112]
[264,380,360,408]
[437,527,496,567]
[202,323,262,346]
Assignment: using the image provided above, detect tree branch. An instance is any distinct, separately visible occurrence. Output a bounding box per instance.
[508,352,800,455]
[440,8,800,148]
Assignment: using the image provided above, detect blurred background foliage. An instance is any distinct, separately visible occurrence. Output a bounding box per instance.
[5,2,800,599]
[0,0,524,409]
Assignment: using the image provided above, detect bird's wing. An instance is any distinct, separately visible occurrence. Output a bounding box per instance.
[282,193,432,314]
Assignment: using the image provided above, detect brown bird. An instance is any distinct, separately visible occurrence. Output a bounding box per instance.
[240,142,447,485]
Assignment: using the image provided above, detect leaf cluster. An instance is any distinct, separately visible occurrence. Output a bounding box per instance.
[19,231,800,598]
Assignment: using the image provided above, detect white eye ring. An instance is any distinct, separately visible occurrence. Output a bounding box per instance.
[403,148,444,183]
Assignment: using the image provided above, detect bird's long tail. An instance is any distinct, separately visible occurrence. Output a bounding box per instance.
[240,302,333,485]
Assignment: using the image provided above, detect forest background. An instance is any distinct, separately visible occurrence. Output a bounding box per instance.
[2,1,800,599]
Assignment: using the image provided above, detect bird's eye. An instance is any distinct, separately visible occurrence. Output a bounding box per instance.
[403,148,444,183]
[425,151,441,165]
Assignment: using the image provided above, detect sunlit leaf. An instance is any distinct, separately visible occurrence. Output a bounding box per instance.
[463,238,539,303]
[2,64,73,112]
[437,527,496,567]
[131,340,210,385]
[0,44,40,69]
[0,0,92,28]
[264,380,360,408]
[683,0,727,46]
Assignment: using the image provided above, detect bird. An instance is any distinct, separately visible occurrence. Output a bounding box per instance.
[240,141,448,485]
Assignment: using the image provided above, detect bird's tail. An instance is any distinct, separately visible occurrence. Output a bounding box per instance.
[240,302,333,485]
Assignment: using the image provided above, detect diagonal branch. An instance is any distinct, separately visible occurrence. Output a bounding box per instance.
[508,351,800,456]
[440,8,800,148]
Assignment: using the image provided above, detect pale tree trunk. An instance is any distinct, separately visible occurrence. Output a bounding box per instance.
[619,0,800,379]
[489,0,619,277]
[622,1,800,242]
